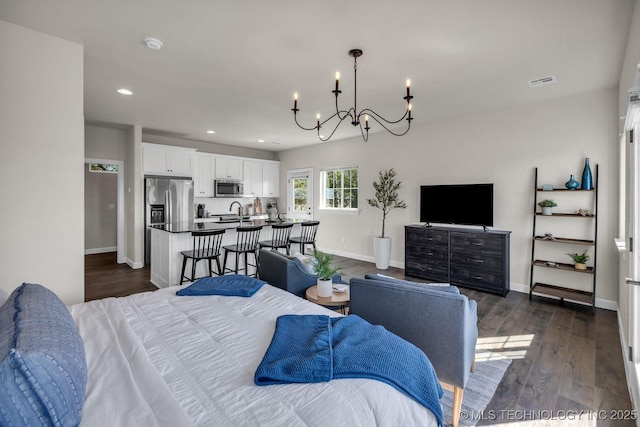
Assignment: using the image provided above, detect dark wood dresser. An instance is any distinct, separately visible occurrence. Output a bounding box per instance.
[405,225,511,296]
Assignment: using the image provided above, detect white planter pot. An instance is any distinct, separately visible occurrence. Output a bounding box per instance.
[317,278,333,297]
[374,236,392,270]
[542,207,553,216]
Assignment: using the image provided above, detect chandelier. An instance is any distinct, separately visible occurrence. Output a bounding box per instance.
[292,49,413,142]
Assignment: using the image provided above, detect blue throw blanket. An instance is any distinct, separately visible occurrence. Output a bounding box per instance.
[176,275,266,297]
[255,314,444,426]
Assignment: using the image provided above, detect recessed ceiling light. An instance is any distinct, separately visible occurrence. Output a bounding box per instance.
[116,88,133,95]
[144,37,163,51]
[206,130,216,134]
[258,139,265,143]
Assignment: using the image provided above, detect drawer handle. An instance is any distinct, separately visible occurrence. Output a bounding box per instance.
[469,259,484,263]
[471,275,484,280]
[471,241,485,246]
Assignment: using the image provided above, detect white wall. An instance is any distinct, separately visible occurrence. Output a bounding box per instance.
[0,20,84,304]
[278,87,619,307]
[85,124,127,160]
[125,125,144,268]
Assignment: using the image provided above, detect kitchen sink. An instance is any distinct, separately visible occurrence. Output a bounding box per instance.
[212,214,251,222]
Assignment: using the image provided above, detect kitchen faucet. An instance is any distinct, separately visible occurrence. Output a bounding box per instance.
[229,201,243,216]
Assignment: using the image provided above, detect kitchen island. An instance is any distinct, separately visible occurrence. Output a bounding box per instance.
[149,219,306,288]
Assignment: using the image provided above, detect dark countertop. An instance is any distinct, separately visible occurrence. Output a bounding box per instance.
[150,218,305,233]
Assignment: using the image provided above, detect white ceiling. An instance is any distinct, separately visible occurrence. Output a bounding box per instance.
[0,0,635,151]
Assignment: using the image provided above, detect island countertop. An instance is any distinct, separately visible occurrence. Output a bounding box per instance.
[150,218,307,233]
[149,219,309,287]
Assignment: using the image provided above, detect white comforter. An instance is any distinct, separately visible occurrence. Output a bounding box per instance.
[70,284,438,427]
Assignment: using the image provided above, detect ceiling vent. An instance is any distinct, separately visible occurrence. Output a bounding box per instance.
[528,76,557,88]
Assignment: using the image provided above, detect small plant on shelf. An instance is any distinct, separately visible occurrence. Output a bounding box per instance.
[567,249,590,270]
[538,199,557,216]
[537,199,557,208]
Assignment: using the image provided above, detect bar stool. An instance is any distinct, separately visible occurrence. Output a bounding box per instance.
[258,223,293,255]
[289,221,319,255]
[180,229,226,285]
[222,225,263,277]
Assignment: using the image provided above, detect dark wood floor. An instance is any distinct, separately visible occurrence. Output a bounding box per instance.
[86,252,635,426]
[85,252,155,301]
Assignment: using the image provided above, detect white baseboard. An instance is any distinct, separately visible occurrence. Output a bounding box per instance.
[125,257,144,269]
[618,309,640,419]
[317,247,405,269]
[84,246,117,255]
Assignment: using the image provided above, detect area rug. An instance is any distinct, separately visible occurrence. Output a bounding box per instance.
[440,352,512,427]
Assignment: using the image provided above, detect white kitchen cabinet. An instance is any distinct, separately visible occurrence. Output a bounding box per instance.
[262,161,280,197]
[143,143,195,176]
[243,160,263,197]
[193,153,216,197]
[215,156,243,180]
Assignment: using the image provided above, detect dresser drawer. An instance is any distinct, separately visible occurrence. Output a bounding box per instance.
[449,250,504,275]
[406,228,449,247]
[450,232,504,256]
[450,265,504,294]
[405,259,449,282]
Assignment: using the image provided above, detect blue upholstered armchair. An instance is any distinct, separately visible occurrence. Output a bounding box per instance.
[349,274,478,427]
[257,249,342,298]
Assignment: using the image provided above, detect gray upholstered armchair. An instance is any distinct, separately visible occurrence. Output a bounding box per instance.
[257,248,342,298]
[349,274,478,427]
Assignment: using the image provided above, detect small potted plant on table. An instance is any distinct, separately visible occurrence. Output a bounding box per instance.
[312,250,342,297]
[538,199,557,216]
[567,249,590,270]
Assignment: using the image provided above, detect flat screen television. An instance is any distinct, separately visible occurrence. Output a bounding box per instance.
[419,183,494,227]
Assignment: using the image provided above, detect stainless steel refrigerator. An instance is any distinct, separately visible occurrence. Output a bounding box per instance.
[144,176,194,265]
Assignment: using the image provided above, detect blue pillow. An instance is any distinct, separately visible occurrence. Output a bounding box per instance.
[363,274,460,294]
[0,283,87,427]
[176,274,266,297]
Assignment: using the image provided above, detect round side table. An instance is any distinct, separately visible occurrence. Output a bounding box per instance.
[305,285,350,314]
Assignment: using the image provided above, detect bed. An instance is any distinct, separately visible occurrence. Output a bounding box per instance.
[1,281,441,427]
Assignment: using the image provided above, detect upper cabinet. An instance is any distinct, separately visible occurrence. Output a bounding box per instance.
[243,160,263,197]
[193,153,216,197]
[142,143,195,176]
[143,145,279,199]
[215,156,243,180]
[262,161,280,197]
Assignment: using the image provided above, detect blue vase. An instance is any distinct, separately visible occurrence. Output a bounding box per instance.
[581,158,593,190]
[565,174,579,190]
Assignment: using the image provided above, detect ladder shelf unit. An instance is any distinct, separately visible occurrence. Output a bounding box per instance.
[529,166,598,312]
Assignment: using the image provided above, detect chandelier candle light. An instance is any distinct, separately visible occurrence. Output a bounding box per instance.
[292,49,413,142]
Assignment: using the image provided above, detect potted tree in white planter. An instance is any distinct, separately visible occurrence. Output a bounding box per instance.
[366,169,407,269]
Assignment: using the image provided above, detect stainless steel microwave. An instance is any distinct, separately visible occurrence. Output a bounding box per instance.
[214,179,244,197]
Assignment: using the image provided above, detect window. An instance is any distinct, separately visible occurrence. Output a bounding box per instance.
[89,163,118,173]
[320,167,358,211]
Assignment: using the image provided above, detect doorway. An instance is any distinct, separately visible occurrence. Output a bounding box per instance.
[84,158,124,263]
[287,168,313,221]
